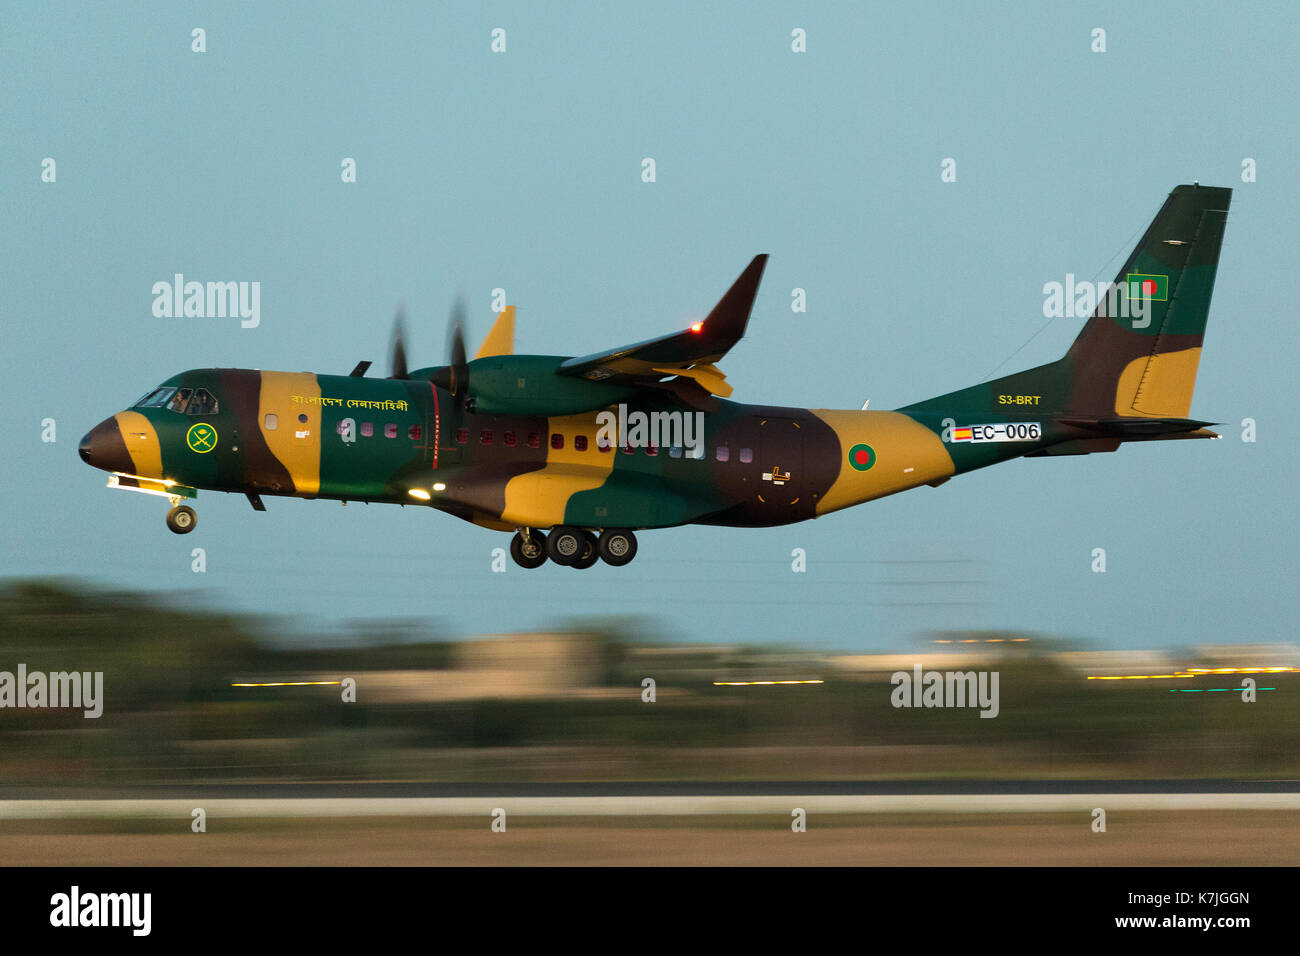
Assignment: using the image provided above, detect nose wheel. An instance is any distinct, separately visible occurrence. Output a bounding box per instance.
[166,504,197,535]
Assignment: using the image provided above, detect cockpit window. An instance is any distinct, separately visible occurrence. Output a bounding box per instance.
[135,387,177,408]
[186,388,219,415]
[166,388,193,414]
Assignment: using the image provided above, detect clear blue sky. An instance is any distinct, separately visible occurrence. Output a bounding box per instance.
[2,1,1295,651]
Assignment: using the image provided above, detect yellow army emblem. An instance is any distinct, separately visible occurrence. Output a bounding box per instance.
[186,423,218,453]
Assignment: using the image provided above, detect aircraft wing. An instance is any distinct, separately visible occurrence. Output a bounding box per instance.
[555,255,768,396]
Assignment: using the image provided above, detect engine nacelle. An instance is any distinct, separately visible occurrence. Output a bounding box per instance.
[416,355,641,416]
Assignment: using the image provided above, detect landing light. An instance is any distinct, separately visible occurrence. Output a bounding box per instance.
[408,489,431,501]
[432,482,446,492]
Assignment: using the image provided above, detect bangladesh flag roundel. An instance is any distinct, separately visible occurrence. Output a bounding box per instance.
[848,443,876,472]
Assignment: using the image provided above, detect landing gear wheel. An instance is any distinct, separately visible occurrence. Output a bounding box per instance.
[545,525,584,566]
[166,505,197,535]
[570,531,599,569]
[510,530,548,569]
[598,529,637,566]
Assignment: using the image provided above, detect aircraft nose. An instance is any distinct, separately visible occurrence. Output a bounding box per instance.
[79,417,133,473]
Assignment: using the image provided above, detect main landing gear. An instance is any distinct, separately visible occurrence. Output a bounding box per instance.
[509,528,548,569]
[509,527,638,569]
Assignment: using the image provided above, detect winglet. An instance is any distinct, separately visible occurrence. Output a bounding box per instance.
[697,255,768,344]
[475,306,516,359]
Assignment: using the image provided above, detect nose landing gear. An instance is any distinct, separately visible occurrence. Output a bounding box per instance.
[165,504,197,534]
[104,473,201,534]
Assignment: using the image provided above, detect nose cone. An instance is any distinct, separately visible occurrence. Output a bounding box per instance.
[79,417,134,473]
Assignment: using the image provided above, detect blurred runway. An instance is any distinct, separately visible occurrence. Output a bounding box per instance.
[2,779,1298,818]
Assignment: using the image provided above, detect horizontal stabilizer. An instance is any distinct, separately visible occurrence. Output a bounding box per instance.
[1057,416,1217,436]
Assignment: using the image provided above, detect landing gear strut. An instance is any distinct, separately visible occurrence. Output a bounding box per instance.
[166,504,197,534]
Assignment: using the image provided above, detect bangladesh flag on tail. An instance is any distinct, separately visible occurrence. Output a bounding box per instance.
[1126,273,1169,301]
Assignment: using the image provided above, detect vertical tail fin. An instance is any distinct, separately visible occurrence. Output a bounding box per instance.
[1064,183,1231,418]
[900,184,1231,424]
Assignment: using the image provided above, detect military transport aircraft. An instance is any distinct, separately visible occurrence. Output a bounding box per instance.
[80,184,1230,568]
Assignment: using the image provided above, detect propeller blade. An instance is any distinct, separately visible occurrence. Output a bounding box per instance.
[432,298,470,398]
[449,297,467,370]
[389,306,409,380]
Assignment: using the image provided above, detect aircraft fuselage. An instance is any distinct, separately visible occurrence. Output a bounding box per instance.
[79,365,1051,533]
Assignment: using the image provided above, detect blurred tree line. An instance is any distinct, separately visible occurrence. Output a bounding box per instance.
[0,579,1294,786]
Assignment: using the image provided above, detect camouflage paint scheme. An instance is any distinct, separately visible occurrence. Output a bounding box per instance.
[81,185,1231,536]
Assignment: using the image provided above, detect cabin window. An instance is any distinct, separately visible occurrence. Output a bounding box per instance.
[527,432,541,449]
[264,413,278,431]
[646,444,658,457]
[551,433,564,450]
[687,443,704,459]
[739,447,753,463]
[166,388,193,414]
[597,436,612,452]
[408,425,422,440]
[504,431,517,447]
[187,388,219,415]
[455,427,468,444]
[715,445,729,461]
[298,413,308,424]
[361,422,373,437]
[622,442,634,455]
[385,423,398,438]
[574,435,588,452]
[668,444,682,459]
[480,429,493,445]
